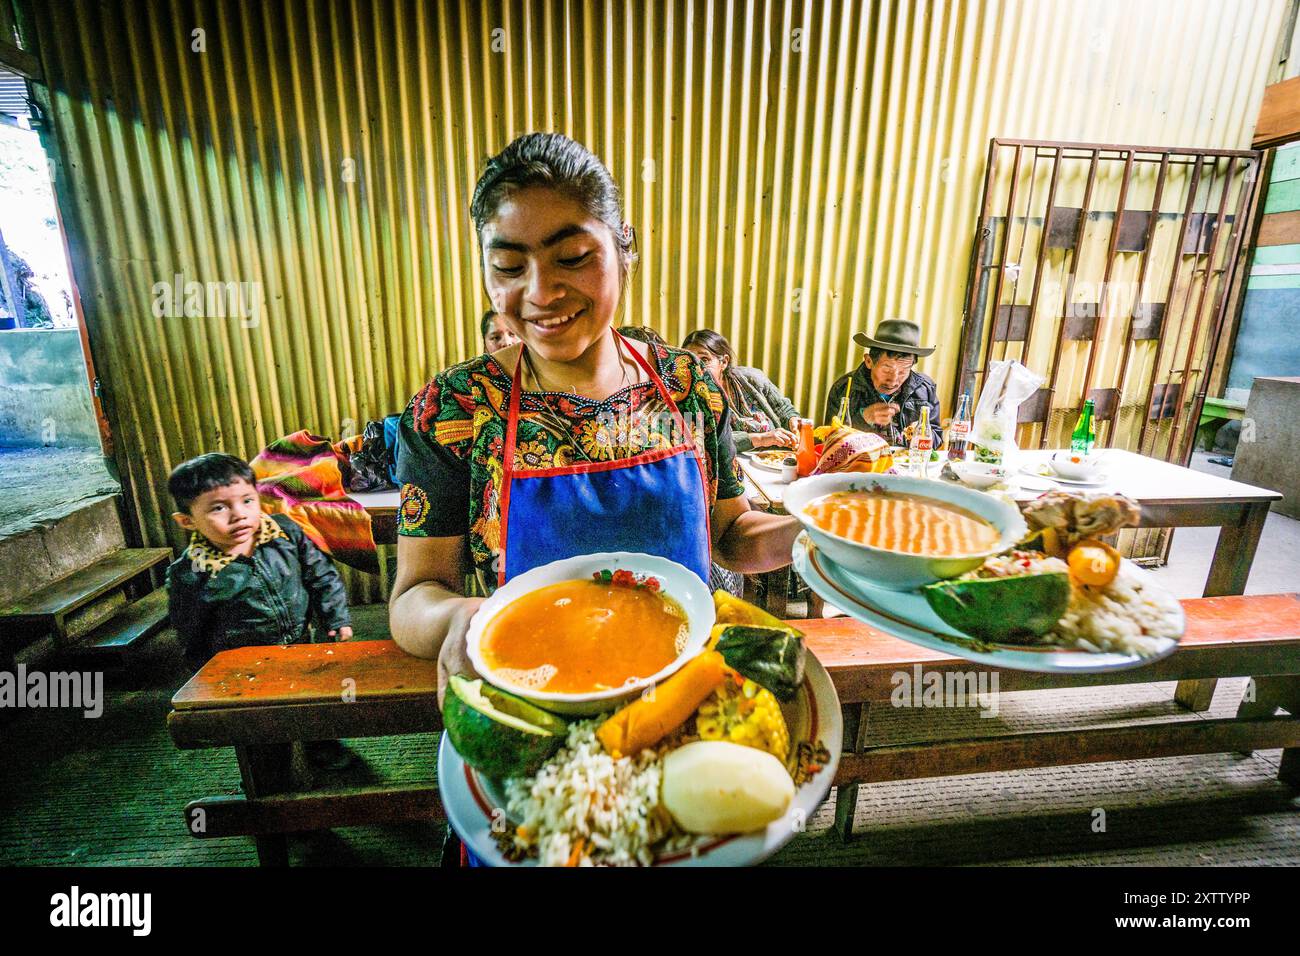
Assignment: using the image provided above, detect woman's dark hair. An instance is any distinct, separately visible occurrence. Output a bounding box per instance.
[618,325,667,348]
[681,328,741,406]
[470,132,637,275]
[168,453,255,513]
[480,309,497,337]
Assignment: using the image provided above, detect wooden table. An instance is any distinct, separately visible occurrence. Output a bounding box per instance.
[351,489,399,546]
[742,448,1282,705]
[169,641,441,865]
[169,593,1300,861]
[741,448,1282,599]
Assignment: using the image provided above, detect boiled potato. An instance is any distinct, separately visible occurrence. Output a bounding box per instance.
[661,741,795,834]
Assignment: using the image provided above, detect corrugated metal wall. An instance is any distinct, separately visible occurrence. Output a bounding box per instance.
[30,0,1287,588]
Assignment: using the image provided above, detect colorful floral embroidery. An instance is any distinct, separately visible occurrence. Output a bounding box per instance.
[398,483,431,532]
[515,440,554,469]
[575,417,618,461]
[435,418,474,448]
[396,342,744,588]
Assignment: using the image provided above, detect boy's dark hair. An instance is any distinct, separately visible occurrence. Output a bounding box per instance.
[168,453,256,513]
[868,347,916,364]
[480,309,496,338]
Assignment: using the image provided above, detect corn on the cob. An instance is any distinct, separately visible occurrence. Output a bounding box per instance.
[695,671,789,760]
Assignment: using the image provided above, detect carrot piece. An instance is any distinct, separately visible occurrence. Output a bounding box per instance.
[596,650,728,757]
[565,838,585,867]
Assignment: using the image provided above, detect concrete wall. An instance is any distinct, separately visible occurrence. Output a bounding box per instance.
[0,328,99,447]
[1228,143,1300,404]
[1232,377,1299,519]
[0,494,125,607]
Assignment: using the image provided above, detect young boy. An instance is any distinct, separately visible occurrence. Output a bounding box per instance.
[166,453,354,770]
[165,452,353,665]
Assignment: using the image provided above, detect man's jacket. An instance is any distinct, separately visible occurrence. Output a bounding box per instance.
[823,365,943,448]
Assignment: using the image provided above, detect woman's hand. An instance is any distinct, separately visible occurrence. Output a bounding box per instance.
[437,596,485,708]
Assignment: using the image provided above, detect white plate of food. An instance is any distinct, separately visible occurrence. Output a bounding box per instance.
[793,533,1182,673]
[745,448,796,472]
[439,572,841,867]
[788,485,1184,673]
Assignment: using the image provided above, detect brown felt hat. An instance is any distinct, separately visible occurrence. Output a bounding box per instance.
[852,319,936,358]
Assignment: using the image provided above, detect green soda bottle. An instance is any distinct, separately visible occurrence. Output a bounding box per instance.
[1070,399,1097,455]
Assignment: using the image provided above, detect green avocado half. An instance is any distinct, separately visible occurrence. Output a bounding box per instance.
[442,675,569,780]
[922,572,1071,645]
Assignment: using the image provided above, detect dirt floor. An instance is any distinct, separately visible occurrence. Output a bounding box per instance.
[0,446,119,537]
[0,603,1295,867]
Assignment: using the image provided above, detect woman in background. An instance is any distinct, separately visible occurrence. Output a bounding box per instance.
[682,329,802,454]
[682,328,802,598]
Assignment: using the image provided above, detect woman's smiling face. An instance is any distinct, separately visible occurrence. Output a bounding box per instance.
[481,186,624,363]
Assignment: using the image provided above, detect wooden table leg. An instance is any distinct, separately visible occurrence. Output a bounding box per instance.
[834,702,869,842]
[808,592,826,619]
[1236,677,1300,782]
[762,566,790,619]
[1204,500,1269,597]
[235,743,295,867]
[1176,501,1272,711]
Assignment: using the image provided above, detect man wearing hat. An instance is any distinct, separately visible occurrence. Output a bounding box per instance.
[822,319,942,448]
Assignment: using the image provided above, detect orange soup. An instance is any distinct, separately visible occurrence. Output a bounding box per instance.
[804,489,999,557]
[481,579,688,694]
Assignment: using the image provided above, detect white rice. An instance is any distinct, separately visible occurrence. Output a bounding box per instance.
[1048,563,1183,657]
[504,719,677,867]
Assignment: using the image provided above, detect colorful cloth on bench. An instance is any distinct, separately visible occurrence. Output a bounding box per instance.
[251,429,379,574]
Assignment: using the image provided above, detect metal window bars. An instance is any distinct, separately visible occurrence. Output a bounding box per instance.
[955,138,1261,561]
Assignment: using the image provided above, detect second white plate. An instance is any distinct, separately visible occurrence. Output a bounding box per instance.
[792,532,1181,674]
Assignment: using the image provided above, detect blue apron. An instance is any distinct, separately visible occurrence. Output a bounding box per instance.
[498,331,713,587]
[463,332,713,866]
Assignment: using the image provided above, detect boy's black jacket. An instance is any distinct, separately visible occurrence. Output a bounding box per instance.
[166,514,352,666]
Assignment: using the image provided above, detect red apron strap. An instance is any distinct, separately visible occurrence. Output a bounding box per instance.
[613,330,694,443]
[498,354,528,586]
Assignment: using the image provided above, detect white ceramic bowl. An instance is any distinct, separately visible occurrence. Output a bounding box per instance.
[949,459,1008,489]
[1049,451,1104,481]
[464,552,716,716]
[784,473,1027,591]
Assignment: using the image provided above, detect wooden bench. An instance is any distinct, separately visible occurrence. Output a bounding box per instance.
[0,548,171,659]
[168,592,1300,863]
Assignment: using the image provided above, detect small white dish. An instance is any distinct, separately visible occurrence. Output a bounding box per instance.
[949,459,1009,489]
[464,552,715,715]
[1049,451,1106,482]
[1020,464,1109,487]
